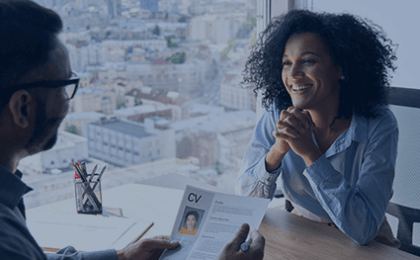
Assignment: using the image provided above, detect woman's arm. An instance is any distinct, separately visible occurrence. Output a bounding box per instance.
[303,110,398,245]
[235,104,283,199]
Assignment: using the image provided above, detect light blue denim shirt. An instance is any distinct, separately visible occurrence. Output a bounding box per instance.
[235,103,398,245]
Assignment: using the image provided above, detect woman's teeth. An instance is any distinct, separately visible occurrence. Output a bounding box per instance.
[292,85,312,91]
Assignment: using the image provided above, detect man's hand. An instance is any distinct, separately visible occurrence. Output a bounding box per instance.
[215,223,265,260]
[117,236,179,260]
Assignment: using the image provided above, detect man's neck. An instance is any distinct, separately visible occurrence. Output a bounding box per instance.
[0,146,27,173]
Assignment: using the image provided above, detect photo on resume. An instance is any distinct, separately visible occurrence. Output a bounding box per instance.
[177,206,205,236]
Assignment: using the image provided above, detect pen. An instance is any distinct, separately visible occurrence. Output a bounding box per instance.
[129,222,154,245]
[240,237,251,251]
[74,163,87,182]
[81,162,89,180]
[82,162,87,174]
[82,165,107,204]
[89,164,98,182]
[93,166,106,186]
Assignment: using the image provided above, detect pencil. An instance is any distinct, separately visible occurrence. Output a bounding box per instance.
[129,222,154,245]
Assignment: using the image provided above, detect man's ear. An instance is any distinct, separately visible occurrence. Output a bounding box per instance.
[8,90,33,128]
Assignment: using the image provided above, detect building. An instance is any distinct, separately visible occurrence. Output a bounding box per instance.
[189,13,247,44]
[220,73,256,111]
[182,103,225,119]
[59,111,105,136]
[140,0,158,13]
[107,0,122,18]
[71,87,117,114]
[125,87,187,121]
[171,110,256,166]
[112,104,173,123]
[18,131,89,174]
[126,58,209,96]
[83,117,175,167]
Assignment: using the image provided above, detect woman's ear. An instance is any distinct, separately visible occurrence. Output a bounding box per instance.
[8,90,33,128]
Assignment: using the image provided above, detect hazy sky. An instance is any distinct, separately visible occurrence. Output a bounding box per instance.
[310,0,420,89]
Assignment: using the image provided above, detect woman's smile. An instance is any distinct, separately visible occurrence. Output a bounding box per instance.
[282,32,342,110]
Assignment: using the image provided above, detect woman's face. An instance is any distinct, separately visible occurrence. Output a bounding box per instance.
[281,32,342,111]
[186,214,197,230]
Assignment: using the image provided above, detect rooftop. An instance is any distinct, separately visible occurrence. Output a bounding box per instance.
[171,110,256,134]
[113,104,170,117]
[64,112,105,120]
[93,119,151,138]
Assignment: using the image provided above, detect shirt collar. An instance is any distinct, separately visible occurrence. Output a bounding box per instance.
[323,114,369,158]
[0,164,32,209]
[349,114,368,143]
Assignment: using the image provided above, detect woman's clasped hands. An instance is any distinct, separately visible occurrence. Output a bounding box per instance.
[272,107,320,165]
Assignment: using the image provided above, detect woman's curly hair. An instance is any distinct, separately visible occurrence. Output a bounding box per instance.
[242,10,398,119]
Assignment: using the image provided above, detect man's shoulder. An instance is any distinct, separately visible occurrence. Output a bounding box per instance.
[0,204,46,260]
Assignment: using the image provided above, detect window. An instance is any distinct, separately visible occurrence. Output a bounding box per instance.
[34,0,258,196]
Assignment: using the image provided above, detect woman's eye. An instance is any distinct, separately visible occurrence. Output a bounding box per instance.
[303,59,316,64]
[282,61,291,66]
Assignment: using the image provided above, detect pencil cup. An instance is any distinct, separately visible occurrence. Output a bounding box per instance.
[74,179,102,214]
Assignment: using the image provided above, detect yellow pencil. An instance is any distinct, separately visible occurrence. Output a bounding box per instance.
[129,222,154,245]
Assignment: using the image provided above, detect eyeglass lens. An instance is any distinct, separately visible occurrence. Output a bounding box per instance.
[65,84,77,99]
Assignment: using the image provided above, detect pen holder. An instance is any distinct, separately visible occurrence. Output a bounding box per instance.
[74,179,103,215]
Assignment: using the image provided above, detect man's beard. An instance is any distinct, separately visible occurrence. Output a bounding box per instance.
[25,100,64,155]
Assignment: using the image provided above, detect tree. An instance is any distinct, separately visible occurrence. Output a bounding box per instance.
[176,136,193,159]
[236,16,257,39]
[166,52,185,64]
[152,25,160,36]
[165,35,178,48]
[221,39,236,59]
[134,98,142,106]
[66,125,78,135]
[214,161,222,175]
[117,102,126,109]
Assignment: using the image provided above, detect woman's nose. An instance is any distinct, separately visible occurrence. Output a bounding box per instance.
[290,64,304,78]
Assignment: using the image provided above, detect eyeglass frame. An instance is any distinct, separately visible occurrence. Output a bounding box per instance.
[7,70,80,100]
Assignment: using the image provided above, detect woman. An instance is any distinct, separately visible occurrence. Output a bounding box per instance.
[178,211,199,236]
[235,10,400,246]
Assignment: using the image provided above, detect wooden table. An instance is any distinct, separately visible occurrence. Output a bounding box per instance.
[260,208,418,260]
[27,174,419,259]
[141,174,420,260]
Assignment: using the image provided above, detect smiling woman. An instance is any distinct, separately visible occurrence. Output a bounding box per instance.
[282,32,342,113]
[235,10,400,247]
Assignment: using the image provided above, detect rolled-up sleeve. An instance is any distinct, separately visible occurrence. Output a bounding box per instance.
[235,105,282,199]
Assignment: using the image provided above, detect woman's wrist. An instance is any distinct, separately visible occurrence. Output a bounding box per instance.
[302,149,323,167]
[265,147,287,172]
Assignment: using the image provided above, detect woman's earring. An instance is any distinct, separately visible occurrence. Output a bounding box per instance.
[340,75,345,80]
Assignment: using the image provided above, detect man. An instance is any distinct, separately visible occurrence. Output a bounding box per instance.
[0,1,265,259]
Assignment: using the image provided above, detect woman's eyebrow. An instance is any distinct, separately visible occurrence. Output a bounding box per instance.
[301,51,320,57]
[283,51,320,58]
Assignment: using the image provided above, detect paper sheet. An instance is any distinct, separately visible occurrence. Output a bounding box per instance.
[27,214,151,251]
[159,185,270,260]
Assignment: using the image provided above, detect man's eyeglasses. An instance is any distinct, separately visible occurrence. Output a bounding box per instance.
[11,71,80,100]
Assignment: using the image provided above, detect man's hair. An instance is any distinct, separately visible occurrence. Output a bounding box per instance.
[0,0,63,111]
[242,10,398,119]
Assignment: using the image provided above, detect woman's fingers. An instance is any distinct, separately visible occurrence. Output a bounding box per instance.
[274,125,300,139]
[287,107,314,130]
[273,129,294,142]
[300,110,315,131]
[277,110,305,137]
